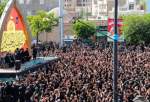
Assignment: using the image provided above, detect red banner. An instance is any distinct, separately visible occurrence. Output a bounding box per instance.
[108,18,123,36]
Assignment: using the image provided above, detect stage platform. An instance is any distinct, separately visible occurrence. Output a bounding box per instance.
[0,56,58,78]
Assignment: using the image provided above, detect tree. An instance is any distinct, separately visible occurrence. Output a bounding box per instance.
[27,10,58,37]
[72,19,96,39]
[122,14,150,44]
[0,0,8,17]
[139,0,146,10]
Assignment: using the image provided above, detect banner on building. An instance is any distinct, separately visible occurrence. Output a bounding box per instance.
[107,18,124,42]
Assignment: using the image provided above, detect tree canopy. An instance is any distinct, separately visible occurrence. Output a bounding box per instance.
[122,14,150,44]
[0,0,8,17]
[27,10,58,37]
[139,0,146,10]
[72,20,96,39]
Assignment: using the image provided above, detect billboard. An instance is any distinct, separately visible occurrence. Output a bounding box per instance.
[107,18,124,42]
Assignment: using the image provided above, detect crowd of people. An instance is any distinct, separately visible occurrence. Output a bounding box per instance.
[0,48,31,68]
[0,40,149,102]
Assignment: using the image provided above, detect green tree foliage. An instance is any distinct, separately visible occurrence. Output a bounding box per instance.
[27,10,58,37]
[123,14,150,44]
[0,0,8,17]
[140,0,146,10]
[72,20,96,39]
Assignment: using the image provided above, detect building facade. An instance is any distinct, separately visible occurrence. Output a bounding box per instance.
[91,0,108,20]
[108,0,145,18]
[64,0,92,19]
[17,0,58,16]
[64,0,76,12]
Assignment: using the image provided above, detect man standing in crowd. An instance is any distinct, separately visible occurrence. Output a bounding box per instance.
[32,45,38,60]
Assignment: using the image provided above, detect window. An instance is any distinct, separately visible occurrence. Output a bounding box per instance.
[25,0,31,4]
[27,11,31,15]
[32,10,36,15]
[129,3,134,10]
[19,0,24,4]
[40,0,44,4]
[94,0,97,4]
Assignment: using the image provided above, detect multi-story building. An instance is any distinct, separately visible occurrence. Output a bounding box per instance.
[90,0,128,20]
[64,0,76,12]
[17,0,58,16]
[76,0,92,16]
[64,0,92,18]
[108,0,145,18]
[91,0,108,20]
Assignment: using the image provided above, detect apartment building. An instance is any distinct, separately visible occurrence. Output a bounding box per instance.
[91,0,108,20]
[89,0,128,21]
[108,0,145,17]
[63,0,92,18]
[64,0,76,11]
[17,0,58,16]
[76,0,92,14]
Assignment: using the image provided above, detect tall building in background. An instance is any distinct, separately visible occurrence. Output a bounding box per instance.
[64,0,92,19]
[90,0,126,20]
[108,0,145,17]
[91,0,108,20]
[64,0,76,12]
[17,0,58,16]
[75,0,92,18]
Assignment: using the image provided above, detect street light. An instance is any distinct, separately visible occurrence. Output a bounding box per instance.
[113,0,118,101]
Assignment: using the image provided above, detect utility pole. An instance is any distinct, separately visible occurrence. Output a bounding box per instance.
[113,0,118,101]
[82,0,84,18]
[59,0,64,47]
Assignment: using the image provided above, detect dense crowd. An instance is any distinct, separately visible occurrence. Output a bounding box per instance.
[0,41,150,102]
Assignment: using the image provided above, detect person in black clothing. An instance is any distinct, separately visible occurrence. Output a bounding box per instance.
[10,53,15,66]
[5,53,15,68]
[3,82,13,102]
[20,48,25,63]
[4,53,11,67]
[32,46,37,60]
[24,48,31,62]
[11,84,19,102]
[19,84,26,102]
[15,48,21,61]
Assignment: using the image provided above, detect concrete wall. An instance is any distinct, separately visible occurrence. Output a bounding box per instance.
[39,24,73,43]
